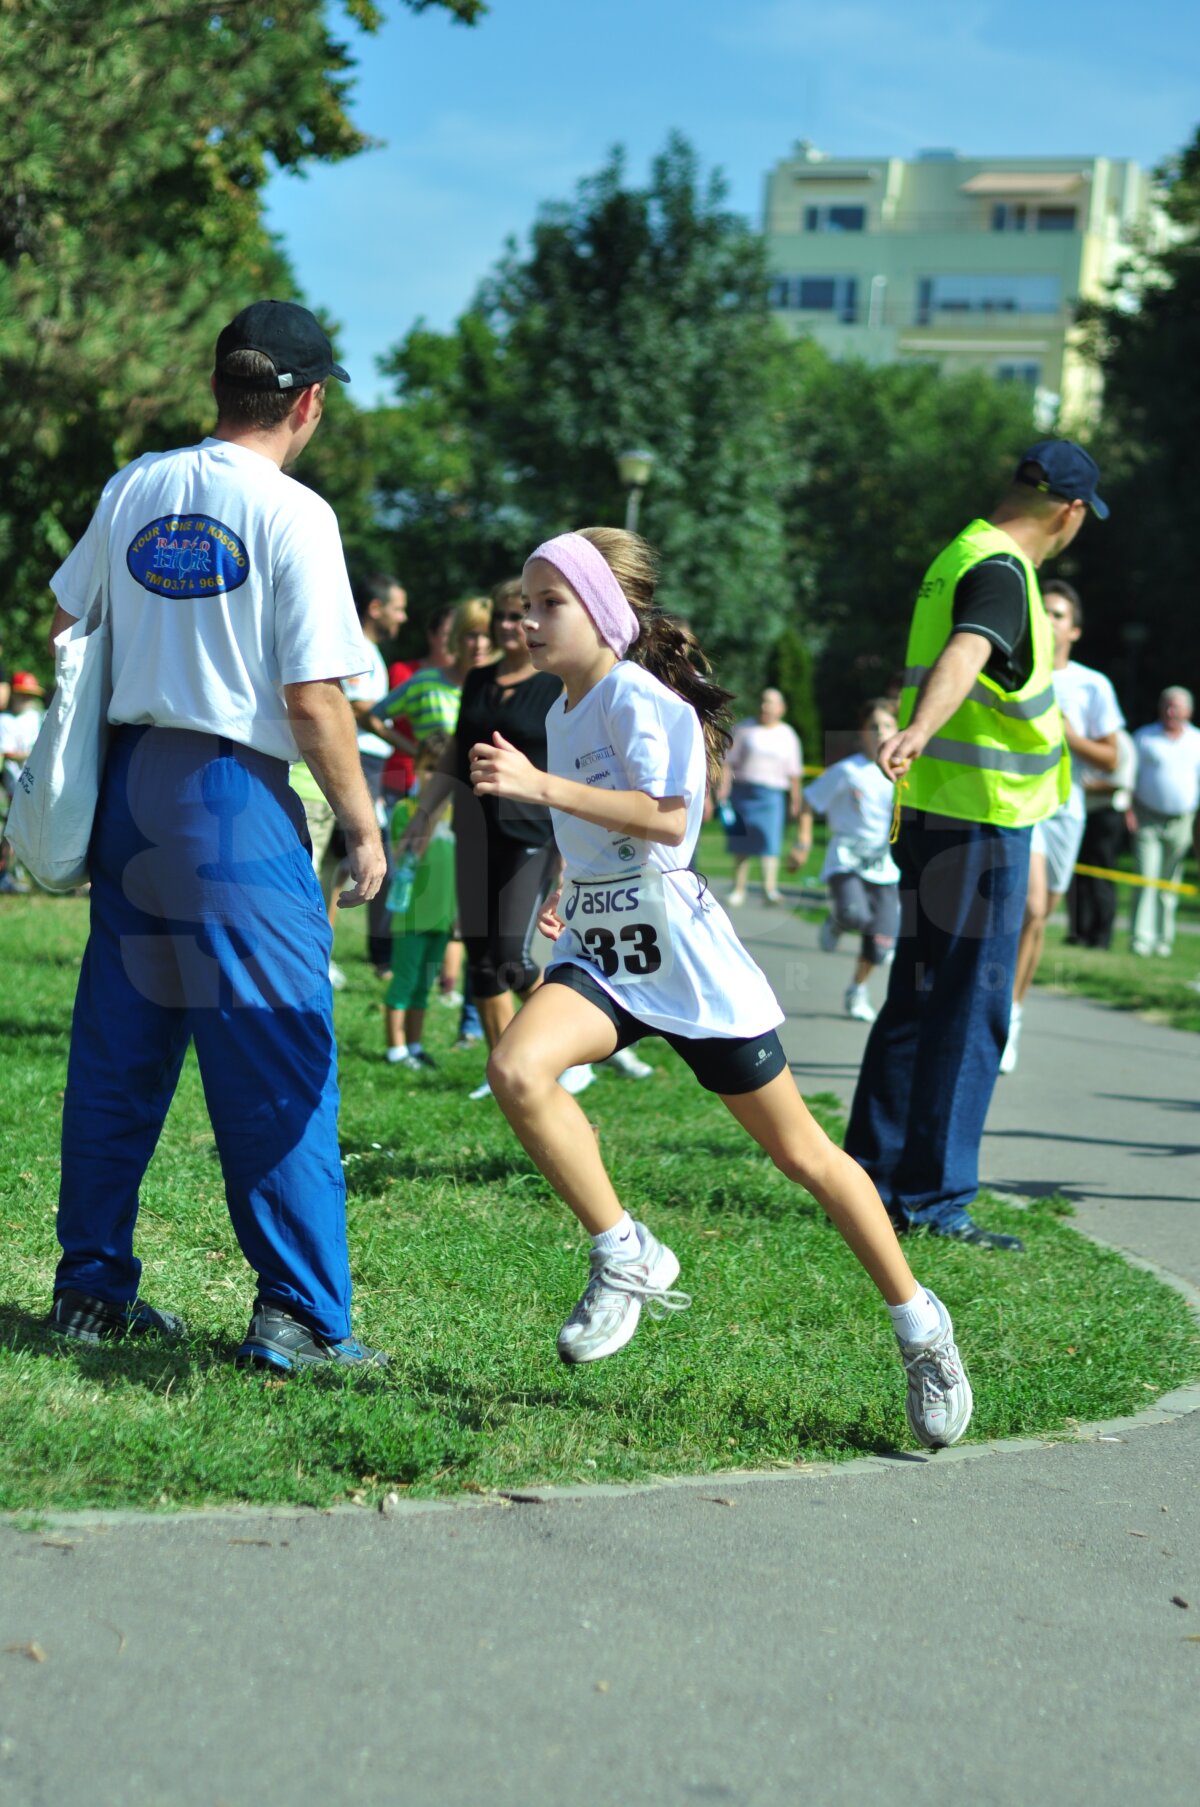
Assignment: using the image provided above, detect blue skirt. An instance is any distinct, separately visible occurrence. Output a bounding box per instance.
[726,781,787,857]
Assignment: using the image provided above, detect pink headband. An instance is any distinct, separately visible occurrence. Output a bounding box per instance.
[524,532,640,657]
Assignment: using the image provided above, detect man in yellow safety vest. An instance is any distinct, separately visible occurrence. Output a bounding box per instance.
[844,440,1107,1250]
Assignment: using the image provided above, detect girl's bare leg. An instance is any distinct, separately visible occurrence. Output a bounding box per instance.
[487,985,621,1234]
[730,858,750,900]
[762,854,781,898]
[853,955,873,986]
[719,1071,917,1304]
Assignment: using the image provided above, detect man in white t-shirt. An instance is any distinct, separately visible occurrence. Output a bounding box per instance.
[1002,580,1122,1072]
[1131,686,1200,956]
[44,299,388,1373]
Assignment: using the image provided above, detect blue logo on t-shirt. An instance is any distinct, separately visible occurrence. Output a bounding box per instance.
[126,515,250,599]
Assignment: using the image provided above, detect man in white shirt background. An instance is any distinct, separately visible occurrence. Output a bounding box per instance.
[1130,686,1200,957]
[44,299,388,1373]
[343,571,409,974]
[1002,580,1122,1073]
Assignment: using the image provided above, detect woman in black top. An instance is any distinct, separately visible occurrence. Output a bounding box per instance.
[406,580,562,1056]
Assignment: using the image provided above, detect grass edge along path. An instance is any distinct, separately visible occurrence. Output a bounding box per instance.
[0,894,1197,1514]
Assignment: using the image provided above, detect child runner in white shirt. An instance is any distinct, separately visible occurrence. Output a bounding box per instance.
[791,699,901,1024]
[468,527,973,1449]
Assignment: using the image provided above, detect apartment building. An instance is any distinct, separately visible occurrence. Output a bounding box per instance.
[764,145,1156,425]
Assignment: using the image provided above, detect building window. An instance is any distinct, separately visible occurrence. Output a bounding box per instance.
[1036,206,1077,232]
[995,362,1042,386]
[803,204,866,233]
[915,274,1060,323]
[991,203,1028,232]
[769,275,859,322]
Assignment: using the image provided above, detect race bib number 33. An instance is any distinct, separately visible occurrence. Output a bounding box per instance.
[562,866,674,987]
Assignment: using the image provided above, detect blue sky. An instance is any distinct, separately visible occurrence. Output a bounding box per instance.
[264,0,1200,403]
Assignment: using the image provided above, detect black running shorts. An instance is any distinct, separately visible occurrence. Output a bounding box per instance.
[545,962,787,1095]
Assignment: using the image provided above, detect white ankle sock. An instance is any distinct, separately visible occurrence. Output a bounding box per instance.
[887,1288,940,1345]
[386,1045,408,1063]
[592,1213,640,1260]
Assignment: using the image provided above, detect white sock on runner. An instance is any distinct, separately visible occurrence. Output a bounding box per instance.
[386,1045,408,1063]
[592,1213,640,1261]
[887,1288,941,1345]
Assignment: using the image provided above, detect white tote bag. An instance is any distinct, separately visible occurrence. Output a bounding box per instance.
[7,563,113,894]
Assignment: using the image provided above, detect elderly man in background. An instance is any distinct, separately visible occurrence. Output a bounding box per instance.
[1130,687,1200,957]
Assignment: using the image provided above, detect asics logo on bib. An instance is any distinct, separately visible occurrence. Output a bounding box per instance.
[578,885,643,917]
[127,515,250,599]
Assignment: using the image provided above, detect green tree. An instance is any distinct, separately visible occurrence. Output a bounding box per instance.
[776,342,1036,732]
[0,0,484,671]
[375,135,794,698]
[1073,127,1200,720]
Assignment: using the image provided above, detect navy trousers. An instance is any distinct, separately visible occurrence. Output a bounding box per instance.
[845,810,1031,1232]
[56,726,352,1339]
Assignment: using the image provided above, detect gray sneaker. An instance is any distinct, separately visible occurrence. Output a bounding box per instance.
[557,1224,690,1365]
[47,1288,186,1345]
[235,1303,389,1375]
[896,1290,973,1449]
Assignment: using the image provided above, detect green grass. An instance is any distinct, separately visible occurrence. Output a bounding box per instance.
[0,892,1196,1513]
[1034,921,1200,1033]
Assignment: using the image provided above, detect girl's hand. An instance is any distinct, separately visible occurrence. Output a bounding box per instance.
[398,811,432,859]
[537,886,566,943]
[787,837,811,873]
[469,731,545,804]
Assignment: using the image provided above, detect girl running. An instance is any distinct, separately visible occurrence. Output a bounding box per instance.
[791,698,901,1024]
[469,528,972,1449]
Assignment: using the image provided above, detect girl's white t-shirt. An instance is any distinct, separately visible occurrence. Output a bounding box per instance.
[804,753,900,884]
[50,438,369,763]
[545,662,782,1040]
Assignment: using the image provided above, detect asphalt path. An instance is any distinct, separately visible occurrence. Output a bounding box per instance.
[3,888,1198,1807]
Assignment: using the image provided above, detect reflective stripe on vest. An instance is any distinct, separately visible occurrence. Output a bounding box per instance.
[903,667,1057,723]
[922,736,1065,776]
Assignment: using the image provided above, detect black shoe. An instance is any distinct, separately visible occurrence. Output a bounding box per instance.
[47,1288,187,1344]
[929,1223,1025,1253]
[234,1302,389,1374]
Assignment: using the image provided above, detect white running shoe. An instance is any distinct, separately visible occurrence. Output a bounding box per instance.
[557,1224,691,1364]
[895,1290,973,1449]
[558,1063,595,1096]
[999,1003,1022,1075]
[844,983,876,1023]
[819,917,839,953]
[468,1078,493,1101]
[728,890,746,907]
[328,961,347,991]
[601,1047,653,1079]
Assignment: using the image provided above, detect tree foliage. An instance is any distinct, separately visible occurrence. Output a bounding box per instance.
[776,343,1036,731]
[376,136,793,699]
[0,0,483,671]
[1072,126,1200,720]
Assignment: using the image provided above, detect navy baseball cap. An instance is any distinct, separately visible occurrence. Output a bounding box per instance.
[1015,439,1108,519]
[214,300,350,391]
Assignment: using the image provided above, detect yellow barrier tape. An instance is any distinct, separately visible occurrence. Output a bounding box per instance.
[1072,862,1197,897]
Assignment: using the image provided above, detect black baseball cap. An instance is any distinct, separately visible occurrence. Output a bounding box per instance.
[1014,439,1108,519]
[214,300,350,391]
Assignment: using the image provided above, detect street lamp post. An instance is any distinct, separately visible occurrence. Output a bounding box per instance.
[616,447,655,534]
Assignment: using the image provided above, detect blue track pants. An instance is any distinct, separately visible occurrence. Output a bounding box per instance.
[56,725,352,1339]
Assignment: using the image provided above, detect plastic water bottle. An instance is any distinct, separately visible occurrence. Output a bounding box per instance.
[386,852,417,915]
[717,801,737,829]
